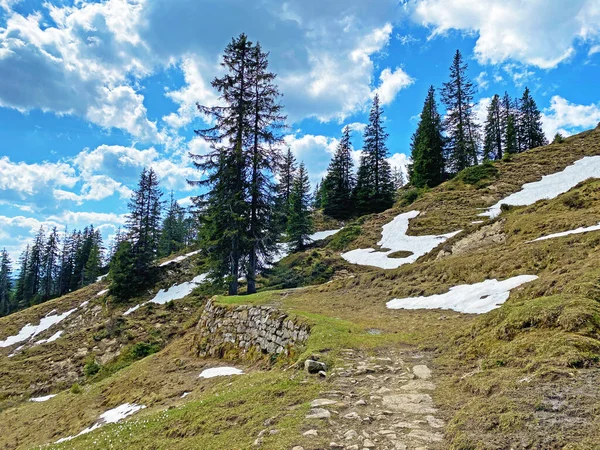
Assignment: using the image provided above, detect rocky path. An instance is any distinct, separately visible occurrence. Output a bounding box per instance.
[297,349,445,450]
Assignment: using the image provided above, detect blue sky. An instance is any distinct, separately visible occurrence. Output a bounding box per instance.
[1,0,600,263]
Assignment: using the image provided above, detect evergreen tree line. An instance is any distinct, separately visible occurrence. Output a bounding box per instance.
[109,168,198,300]
[313,95,405,221]
[410,50,547,189]
[0,225,103,316]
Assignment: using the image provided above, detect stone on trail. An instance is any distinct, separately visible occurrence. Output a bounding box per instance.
[306,408,331,419]
[407,428,444,442]
[400,379,436,391]
[363,438,376,448]
[382,394,437,414]
[302,429,318,437]
[412,365,432,379]
[310,398,338,407]
[305,359,327,374]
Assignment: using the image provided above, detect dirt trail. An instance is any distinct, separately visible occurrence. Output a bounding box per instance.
[298,349,445,450]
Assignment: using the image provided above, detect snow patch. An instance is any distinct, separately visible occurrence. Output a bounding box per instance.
[199,367,244,378]
[481,156,600,218]
[55,403,145,443]
[123,274,208,316]
[266,229,341,267]
[0,308,77,348]
[34,330,64,346]
[386,275,539,314]
[96,289,109,297]
[308,229,341,242]
[30,394,56,402]
[8,345,24,357]
[529,222,600,242]
[96,274,107,283]
[341,211,460,269]
[181,392,191,398]
[159,250,201,267]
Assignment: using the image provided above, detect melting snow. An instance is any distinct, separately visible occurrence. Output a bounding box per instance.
[34,330,64,346]
[199,367,244,378]
[341,211,460,269]
[96,274,108,283]
[55,403,146,443]
[181,392,191,398]
[123,274,208,316]
[30,394,56,402]
[96,289,109,297]
[159,250,201,267]
[0,308,77,348]
[386,275,539,314]
[308,229,341,242]
[529,222,600,242]
[481,156,600,219]
[8,345,24,357]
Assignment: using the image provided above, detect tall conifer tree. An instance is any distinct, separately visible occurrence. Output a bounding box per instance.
[409,86,445,188]
[518,87,547,151]
[246,41,286,294]
[354,95,395,215]
[441,50,480,173]
[287,163,313,252]
[0,249,12,316]
[278,147,297,219]
[483,94,503,160]
[322,126,355,219]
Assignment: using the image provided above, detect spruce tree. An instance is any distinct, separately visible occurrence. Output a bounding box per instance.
[409,86,445,188]
[26,227,45,304]
[518,87,547,151]
[191,34,254,296]
[110,168,163,300]
[246,41,286,294]
[322,126,355,219]
[14,246,29,309]
[392,167,405,191]
[287,163,313,252]
[441,50,480,173]
[40,227,59,300]
[191,34,285,295]
[483,94,503,161]
[84,230,103,285]
[505,114,518,155]
[277,147,297,221]
[0,249,12,317]
[159,193,186,257]
[354,95,395,215]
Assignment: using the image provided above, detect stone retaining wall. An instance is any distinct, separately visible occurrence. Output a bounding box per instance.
[196,299,310,357]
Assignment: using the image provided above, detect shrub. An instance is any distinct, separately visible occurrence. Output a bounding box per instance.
[562,192,588,209]
[127,342,161,360]
[398,188,422,207]
[70,383,82,394]
[454,161,499,187]
[84,359,101,377]
[553,133,565,144]
[327,224,362,251]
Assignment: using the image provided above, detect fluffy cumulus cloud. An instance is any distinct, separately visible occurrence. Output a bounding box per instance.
[387,152,411,183]
[541,96,600,138]
[374,67,414,105]
[284,133,339,184]
[410,0,600,69]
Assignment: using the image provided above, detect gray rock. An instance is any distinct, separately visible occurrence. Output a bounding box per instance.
[310,398,338,407]
[302,429,318,437]
[305,408,331,419]
[363,439,376,448]
[305,359,327,374]
[412,365,432,380]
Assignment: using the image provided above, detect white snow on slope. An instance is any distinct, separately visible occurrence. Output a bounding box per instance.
[96,289,109,297]
[56,403,146,443]
[123,274,208,316]
[341,211,460,270]
[309,229,342,242]
[34,330,64,346]
[481,156,600,219]
[159,250,201,267]
[199,367,244,378]
[0,308,77,348]
[529,222,600,242]
[96,274,107,283]
[386,275,538,314]
[30,394,56,402]
[268,229,342,267]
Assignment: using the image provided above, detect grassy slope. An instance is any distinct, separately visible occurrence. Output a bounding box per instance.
[1,126,600,449]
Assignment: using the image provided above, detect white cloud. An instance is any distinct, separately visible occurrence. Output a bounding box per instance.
[410,0,600,69]
[473,96,492,127]
[284,133,339,185]
[0,157,77,197]
[590,45,600,56]
[374,67,414,105]
[387,153,411,182]
[475,71,489,90]
[163,57,221,130]
[541,96,600,138]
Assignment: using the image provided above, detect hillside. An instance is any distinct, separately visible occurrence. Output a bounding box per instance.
[1,125,600,449]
